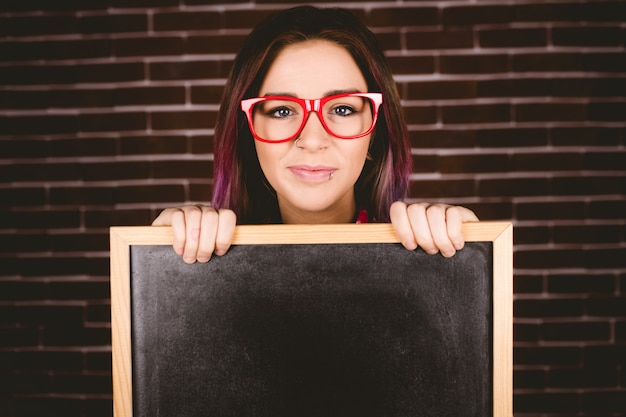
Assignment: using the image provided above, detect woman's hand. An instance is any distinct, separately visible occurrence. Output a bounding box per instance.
[152,205,237,264]
[390,201,479,258]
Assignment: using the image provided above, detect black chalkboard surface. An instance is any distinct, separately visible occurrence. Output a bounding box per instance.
[110,223,512,417]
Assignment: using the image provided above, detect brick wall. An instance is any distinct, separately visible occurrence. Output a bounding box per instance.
[0,1,624,416]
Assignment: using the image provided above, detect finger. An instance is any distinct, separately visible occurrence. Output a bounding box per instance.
[426,204,457,258]
[406,202,439,255]
[389,201,417,250]
[195,207,219,263]
[180,206,204,264]
[445,206,479,251]
[214,209,237,256]
[168,209,189,257]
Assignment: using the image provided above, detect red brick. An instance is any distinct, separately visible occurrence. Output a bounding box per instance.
[513,3,583,22]
[402,105,437,125]
[476,128,548,148]
[80,14,148,34]
[409,179,475,199]
[515,369,546,389]
[516,248,586,270]
[553,26,623,47]
[515,298,584,318]
[50,138,116,157]
[582,1,626,22]
[0,0,108,12]
[542,321,611,342]
[588,102,626,122]
[516,102,586,122]
[443,5,513,26]
[513,152,582,171]
[411,154,439,173]
[442,153,511,173]
[0,114,77,135]
[151,110,216,130]
[589,199,626,219]
[115,86,186,106]
[407,80,477,100]
[191,85,227,104]
[222,9,276,29]
[0,209,80,229]
[409,129,475,149]
[481,178,549,197]
[551,175,623,196]
[120,135,188,155]
[49,281,109,301]
[78,112,146,132]
[153,11,221,31]
[551,127,624,147]
[117,184,186,204]
[513,225,550,245]
[548,274,616,294]
[13,397,83,417]
[2,15,78,37]
[514,392,579,414]
[52,373,112,394]
[585,345,626,366]
[84,209,152,227]
[587,296,626,317]
[150,60,228,81]
[479,28,547,48]
[514,322,540,342]
[405,29,473,50]
[367,7,439,27]
[386,56,435,75]
[0,328,39,347]
[189,182,212,203]
[440,54,509,74]
[582,390,626,413]
[517,201,586,220]
[0,187,46,207]
[190,135,213,154]
[513,274,544,294]
[513,52,582,72]
[554,225,621,245]
[443,103,510,124]
[115,36,184,57]
[515,346,581,366]
[187,34,246,54]
[0,281,46,301]
[151,160,213,179]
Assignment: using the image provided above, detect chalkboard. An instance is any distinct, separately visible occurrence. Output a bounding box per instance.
[110,223,512,417]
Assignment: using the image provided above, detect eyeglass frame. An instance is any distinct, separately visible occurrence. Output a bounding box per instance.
[240,92,383,144]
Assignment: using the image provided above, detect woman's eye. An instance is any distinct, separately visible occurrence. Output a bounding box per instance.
[332,105,356,117]
[268,107,294,118]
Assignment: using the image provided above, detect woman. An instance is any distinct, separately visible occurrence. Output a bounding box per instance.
[153,6,478,263]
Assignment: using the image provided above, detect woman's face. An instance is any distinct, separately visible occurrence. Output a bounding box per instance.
[255,40,371,224]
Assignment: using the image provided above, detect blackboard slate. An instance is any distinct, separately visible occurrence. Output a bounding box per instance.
[131,242,493,417]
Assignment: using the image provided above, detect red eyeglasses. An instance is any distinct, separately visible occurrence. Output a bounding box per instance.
[240,92,383,143]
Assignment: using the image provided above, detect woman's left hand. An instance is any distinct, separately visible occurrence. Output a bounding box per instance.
[390,201,479,257]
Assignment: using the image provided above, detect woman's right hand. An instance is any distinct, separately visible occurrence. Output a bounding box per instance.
[151,205,237,264]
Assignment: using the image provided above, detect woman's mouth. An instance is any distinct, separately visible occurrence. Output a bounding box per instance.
[288,165,337,182]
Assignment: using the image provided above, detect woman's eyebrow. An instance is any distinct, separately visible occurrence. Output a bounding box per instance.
[262,89,364,98]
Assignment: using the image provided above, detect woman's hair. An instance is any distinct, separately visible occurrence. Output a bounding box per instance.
[211,6,412,223]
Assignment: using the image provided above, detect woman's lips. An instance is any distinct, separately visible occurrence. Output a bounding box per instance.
[288,165,337,182]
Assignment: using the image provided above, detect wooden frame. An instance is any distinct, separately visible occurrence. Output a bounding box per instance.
[110,222,512,417]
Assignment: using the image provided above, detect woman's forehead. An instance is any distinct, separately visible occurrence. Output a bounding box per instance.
[259,39,368,98]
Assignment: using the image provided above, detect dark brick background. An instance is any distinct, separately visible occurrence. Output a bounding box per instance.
[1,1,625,416]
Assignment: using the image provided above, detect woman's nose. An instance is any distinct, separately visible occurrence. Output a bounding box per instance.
[296,112,331,149]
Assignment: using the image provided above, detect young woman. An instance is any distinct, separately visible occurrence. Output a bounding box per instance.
[153,6,478,264]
